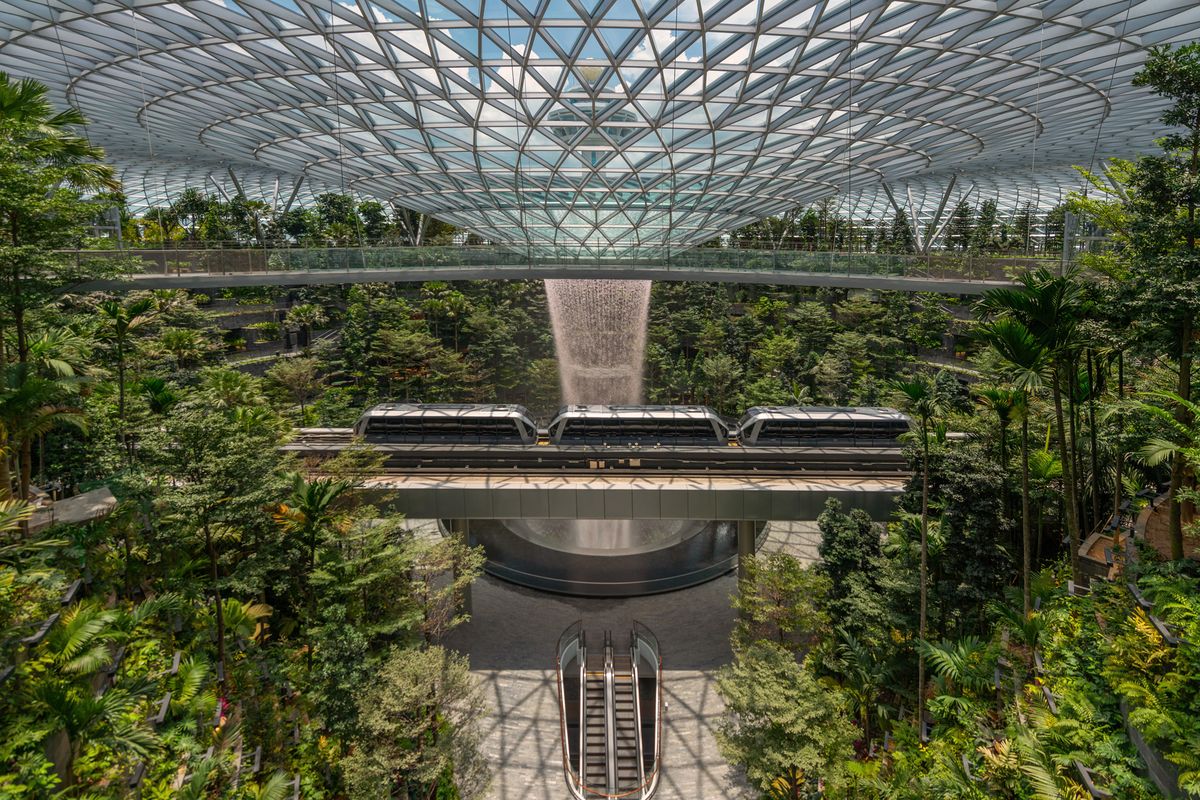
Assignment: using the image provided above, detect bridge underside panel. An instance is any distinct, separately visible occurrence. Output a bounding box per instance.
[361,476,903,521]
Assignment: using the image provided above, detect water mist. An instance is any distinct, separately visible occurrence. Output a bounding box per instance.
[544,278,652,404]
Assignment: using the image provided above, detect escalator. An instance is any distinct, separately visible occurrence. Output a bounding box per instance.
[557,623,661,800]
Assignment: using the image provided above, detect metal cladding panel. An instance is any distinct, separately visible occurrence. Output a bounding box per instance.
[742,490,774,520]
[489,491,522,518]
[686,491,718,520]
[547,491,578,519]
[603,491,634,519]
[435,488,467,518]
[658,491,690,519]
[518,490,550,519]
[462,491,494,518]
[575,491,607,519]
[364,480,904,519]
[713,491,744,519]
[630,491,661,520]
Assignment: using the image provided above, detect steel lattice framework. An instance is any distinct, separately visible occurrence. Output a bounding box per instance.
[0,0,1197,256]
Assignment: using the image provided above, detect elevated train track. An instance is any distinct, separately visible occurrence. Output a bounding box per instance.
[284,405,912,522]
[284,431,910,477]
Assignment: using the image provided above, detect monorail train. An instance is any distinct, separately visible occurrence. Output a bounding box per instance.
[546,405,730,446]
[735,406,911,446]
[353,403,539,444]
[351,403,910,448]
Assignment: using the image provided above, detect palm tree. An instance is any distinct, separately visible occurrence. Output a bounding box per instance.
[138,376,179,415]
[98,297,155,463]
[199,367,264,410]
[33,683,158,787]
[0,364,85,503]
[977,316,1050,616]
[979,268,1088,583]
[0,73,117,367]
[274,473,350,667]
[832,628,890,745]
[1028,448,1064,563]
[976,386,1020,470]
[30,597,177,786]
[1136,391,1200,554]
[284,303,328,350]
[890,374,946,736]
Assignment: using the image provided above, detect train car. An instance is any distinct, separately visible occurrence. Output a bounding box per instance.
[547,405,729,446]
[736,406,910,446]
[353,403,539,444]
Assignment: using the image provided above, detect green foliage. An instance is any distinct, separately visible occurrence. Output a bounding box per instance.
[343,646,488,800]
[733,552,831,654]
[716,641,858,794]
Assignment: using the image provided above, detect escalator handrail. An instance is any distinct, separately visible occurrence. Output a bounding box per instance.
[629,634,646,797]
[555,621,588,800]
[632,621,664,800]
[603,632,618,795]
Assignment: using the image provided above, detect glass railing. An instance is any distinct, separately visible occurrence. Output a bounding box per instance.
[64,245,1057,284]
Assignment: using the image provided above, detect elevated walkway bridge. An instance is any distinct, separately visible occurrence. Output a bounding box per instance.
[69,246,1052,294]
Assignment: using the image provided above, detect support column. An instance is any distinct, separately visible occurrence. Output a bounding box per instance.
[737,520,757,582]
[449,519,473,615]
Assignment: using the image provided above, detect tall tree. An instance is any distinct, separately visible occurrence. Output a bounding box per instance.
[977,318,1050,616]
[97,297,155,464]
[0,74,118,498]
[0,73,118,367]
[891,374,946,735]
[979,269,1087,583]
[1123,43,1200,559]
[343,646,488,800]
[274,473,350,669]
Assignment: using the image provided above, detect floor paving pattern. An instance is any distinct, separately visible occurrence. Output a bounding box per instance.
[444,520,822,800]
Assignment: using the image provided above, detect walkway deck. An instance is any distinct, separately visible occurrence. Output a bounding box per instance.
[69,247,1043,294]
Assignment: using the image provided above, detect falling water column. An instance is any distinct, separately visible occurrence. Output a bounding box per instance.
[544,279,652,404]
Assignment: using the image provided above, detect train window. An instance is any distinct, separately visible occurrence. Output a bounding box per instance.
[556,416,723,444]
[364,416,527,443]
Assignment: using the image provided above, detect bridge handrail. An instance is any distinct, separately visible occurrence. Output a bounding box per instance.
[61,245,1057,285]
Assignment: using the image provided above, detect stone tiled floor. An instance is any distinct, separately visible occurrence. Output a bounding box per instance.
[443,521,821,800]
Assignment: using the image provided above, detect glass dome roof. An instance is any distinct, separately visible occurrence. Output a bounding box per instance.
[1,0,1196,255]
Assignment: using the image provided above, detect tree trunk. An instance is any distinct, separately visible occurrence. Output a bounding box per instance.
[1114,351,1124,520]
[1087,350,1101,529]
[117,337,129,465]
[0,434,11,501]
[1021,415,1032,617]
[306,528,316,671]
[1052,372,1082,582]
[1169,315,1192,560]
[19,436,32,502]
[917,424,929,736]
[205,519,227,694]
[1068,374,1085,535]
